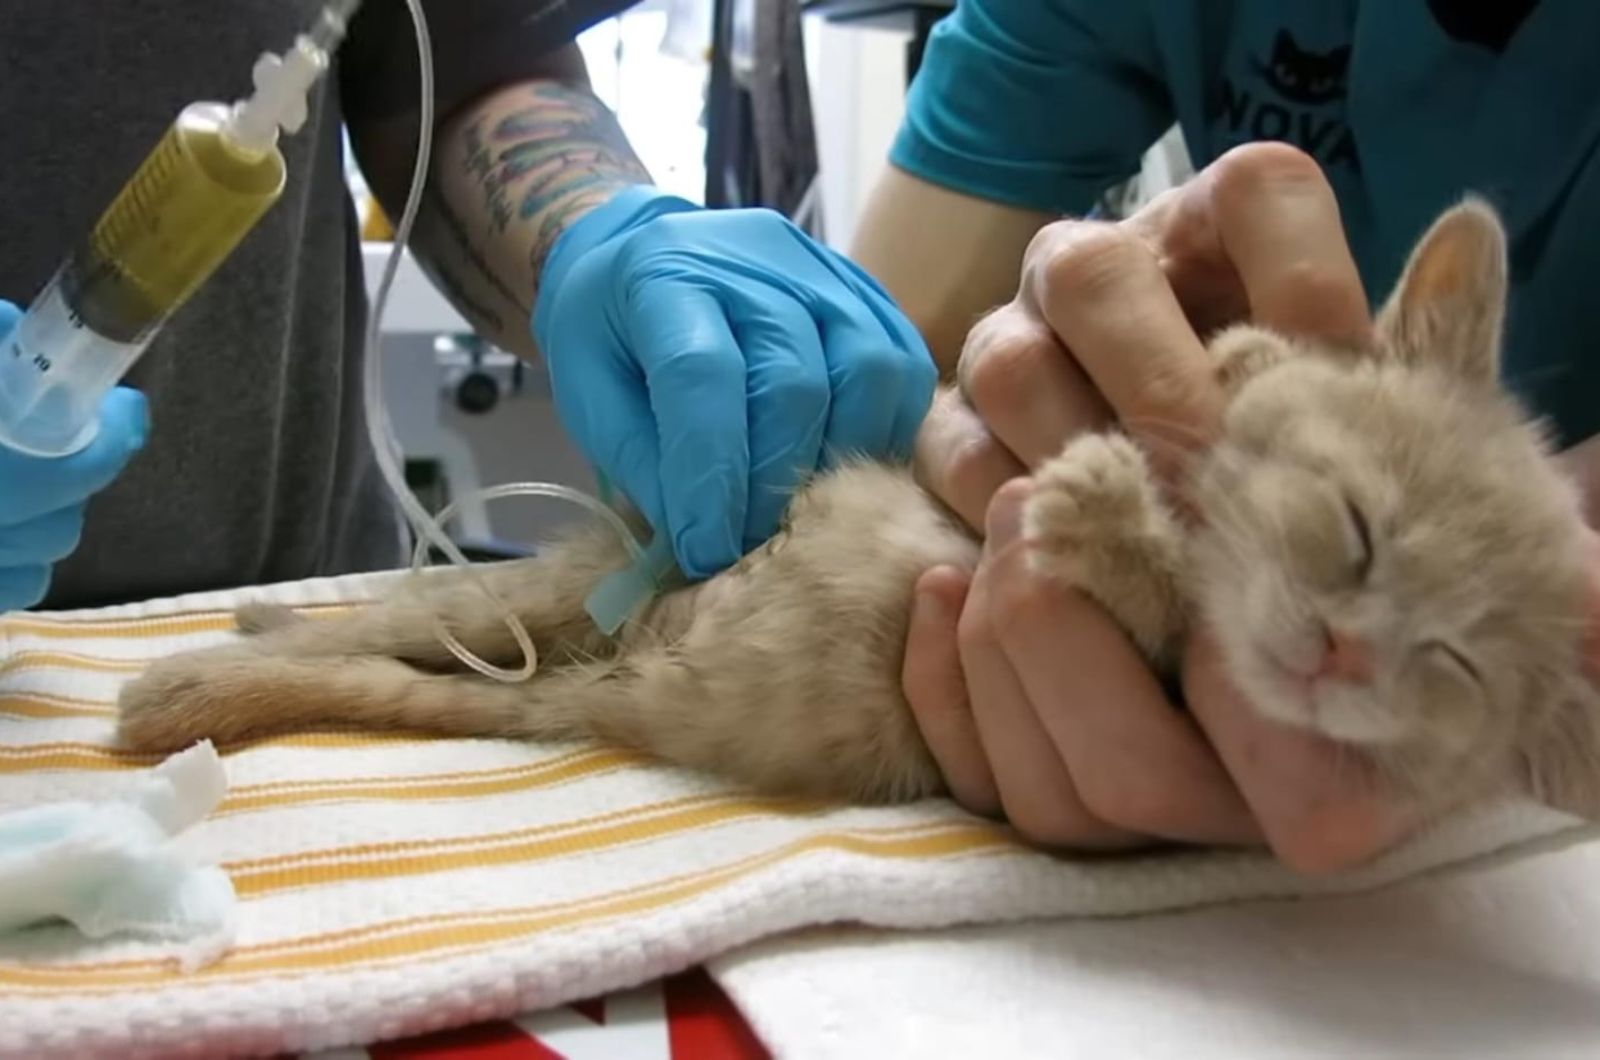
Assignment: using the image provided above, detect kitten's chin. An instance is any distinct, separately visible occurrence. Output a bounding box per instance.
[1236,650,1409,747]
[1307,685,1410,745]
[1236,665,1319,732]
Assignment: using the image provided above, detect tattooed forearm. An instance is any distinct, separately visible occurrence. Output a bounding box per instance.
[479,82,652,273]
[415,188,508,335]
[461,120,514,234]
[399,76,653,359]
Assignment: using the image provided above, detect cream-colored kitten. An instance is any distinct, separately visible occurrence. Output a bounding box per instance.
[117,200,1600,820]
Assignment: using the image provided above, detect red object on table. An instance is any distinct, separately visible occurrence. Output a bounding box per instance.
[358,968,769,1060]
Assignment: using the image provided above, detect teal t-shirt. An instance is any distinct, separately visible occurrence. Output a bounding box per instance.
[892,1,1600,447]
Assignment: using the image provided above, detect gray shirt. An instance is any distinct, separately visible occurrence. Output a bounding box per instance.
[0,0,625,609]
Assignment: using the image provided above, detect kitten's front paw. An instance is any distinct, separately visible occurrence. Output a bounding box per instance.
[1022,432,1185,662]
[1024,433,1163,582]
[1208,324,1292,394]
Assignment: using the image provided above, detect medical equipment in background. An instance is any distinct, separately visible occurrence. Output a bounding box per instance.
[435,334,527,416]
[0,0,651,682]
[707,0,822,232]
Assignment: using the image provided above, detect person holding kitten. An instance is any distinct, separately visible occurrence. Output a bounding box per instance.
[862,1,1600,870]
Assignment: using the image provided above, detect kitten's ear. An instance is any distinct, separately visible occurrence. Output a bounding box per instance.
[1376,197,1508,385]
[1519,680,1600,820]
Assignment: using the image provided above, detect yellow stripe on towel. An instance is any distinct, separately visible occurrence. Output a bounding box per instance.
[222,794,835,896]
[1,602,360,641]
[0,731,455,773]
[0,693,116,719]
[0,822,1014,993]
[216,747,645,816]
[0,651,150,676]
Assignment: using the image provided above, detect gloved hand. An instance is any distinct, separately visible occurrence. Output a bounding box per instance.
[533,187,937,580]
[0,300,148,611]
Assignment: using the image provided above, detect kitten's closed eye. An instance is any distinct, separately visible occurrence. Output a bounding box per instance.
[1422,640,1481,687]
[1343,496,1374,582]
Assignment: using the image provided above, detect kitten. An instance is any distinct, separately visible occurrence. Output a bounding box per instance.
[116,200,1600,821]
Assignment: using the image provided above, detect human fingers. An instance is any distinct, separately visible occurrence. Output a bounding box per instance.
[814,301,926,465]
[957,479,1142,848]
[628,282,751,579]
[0,388,148,527]
[913,386,1026,531]
[0,503,85,566]
[811,250,939,462]
[956,304,1113,472]
[901,564,1001,815]
[0,564,49,611]
[729,294,830,551]
[984,480,1258,844]
[1018,220,1225,484]
[1130,143,1373,350]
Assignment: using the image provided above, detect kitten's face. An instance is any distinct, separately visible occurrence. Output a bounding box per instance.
[1189,200,1593,792]
[1194,359,1586,779]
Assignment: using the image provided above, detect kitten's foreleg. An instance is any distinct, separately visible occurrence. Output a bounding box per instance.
[1023,432,1187,668]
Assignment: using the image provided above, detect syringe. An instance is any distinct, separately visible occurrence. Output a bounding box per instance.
[0,0,648,679]
[0,0,364,457]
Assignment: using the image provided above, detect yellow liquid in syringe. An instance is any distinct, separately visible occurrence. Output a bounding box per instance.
[0,102,286,455]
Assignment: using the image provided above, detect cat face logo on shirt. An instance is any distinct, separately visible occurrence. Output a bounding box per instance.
[1254,30,1351,105]
[1217,27,1359,171]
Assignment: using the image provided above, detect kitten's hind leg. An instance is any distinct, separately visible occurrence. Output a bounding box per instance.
[235,603,302,635]
[227,527,634,671]
[117,624,941,803]
[116,643,574,753]
[1023,432,1187,667]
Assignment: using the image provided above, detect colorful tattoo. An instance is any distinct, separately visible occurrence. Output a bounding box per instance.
[420,81,652,347]
[462,83,651,274]
[462,118,514,234]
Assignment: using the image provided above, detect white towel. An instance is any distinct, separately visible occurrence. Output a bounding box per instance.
[709,839,1600,1058]
[0,569,1590,1059]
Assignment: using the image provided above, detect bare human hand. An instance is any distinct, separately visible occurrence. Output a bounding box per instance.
[903,143,1417,872]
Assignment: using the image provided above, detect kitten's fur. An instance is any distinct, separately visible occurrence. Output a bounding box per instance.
[117,201,1600,820]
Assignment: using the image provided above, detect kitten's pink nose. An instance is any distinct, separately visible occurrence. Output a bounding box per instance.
[1314,627,1374,684]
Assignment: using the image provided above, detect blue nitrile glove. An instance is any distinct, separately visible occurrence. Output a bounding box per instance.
[532,187,937,580]
[0,300,148,610]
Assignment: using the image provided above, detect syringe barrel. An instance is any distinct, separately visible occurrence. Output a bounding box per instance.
[0,102,285,456]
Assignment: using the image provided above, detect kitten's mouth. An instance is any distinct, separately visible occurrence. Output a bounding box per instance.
[1243,654,1321,729]
[1253,652,1400,745]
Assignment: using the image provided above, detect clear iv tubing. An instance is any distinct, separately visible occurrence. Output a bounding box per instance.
[368,0,645,682]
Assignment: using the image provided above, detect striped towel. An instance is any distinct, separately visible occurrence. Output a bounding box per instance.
[0,570,1589,1059]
